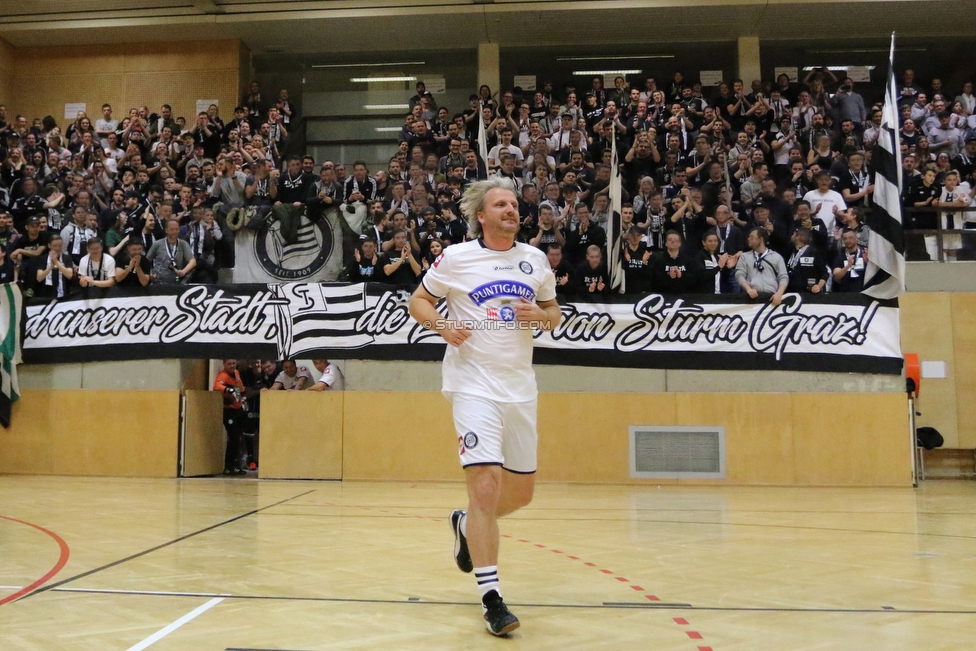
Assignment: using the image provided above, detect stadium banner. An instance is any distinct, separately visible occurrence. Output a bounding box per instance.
[21,284,902,374]
[231,207,346,284]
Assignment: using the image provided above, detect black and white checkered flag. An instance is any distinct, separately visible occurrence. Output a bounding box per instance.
[862,33,906,299]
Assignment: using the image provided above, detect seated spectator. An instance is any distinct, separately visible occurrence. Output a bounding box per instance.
[565,203,606,266]
[570,244,610,297]
[114,238,152,287]
[271,359,313,390]
[621,226,651,294]
[831,229,867,292]
[60,206,97,265]
[785,227,827,294]
[698,230,732,294]
[545,242,572,294]
[307,359,344,391]
[147,218,195,283]
[8,216,49,282]
[735,227,788,304]
[33,234,74,299]
[379,228,421,285]
[77,237,116,289]
[650,230,699,293]
[348,237,380,282]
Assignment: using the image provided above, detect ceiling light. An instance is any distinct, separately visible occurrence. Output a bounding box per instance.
[351,76,417,83]
[364,104,410,110]
[572,70,642,76]
[802,66,876,72]
[375,127,403,132]
[805,48,926,55]
[558,55,673,62]
[313,61,425,68]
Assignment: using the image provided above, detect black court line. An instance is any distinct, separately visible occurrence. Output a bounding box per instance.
[254,511,976,542]
[42,587,976,615]
[23,489,315,600]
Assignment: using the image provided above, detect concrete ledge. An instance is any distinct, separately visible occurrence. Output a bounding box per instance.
[665,370,904,394]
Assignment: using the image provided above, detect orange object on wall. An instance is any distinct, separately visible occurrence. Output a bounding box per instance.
[904,353,921,397]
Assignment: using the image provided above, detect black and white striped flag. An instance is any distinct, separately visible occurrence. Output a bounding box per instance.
[608,126,625,293]
[862,33,905,299]
[0,283,22,428]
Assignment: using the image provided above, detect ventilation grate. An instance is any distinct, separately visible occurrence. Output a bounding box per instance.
[629,427,726,479]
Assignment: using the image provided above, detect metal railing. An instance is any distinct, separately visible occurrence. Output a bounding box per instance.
[902,206,976,263]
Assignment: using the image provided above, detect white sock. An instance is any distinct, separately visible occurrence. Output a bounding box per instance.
[460,512,467,537]
[474,565,500,600]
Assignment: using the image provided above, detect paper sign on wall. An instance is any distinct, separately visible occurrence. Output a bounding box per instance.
[699,70,724,87]
[64,103,87,120]
[196,99,219,115]
[921,361,947,379]
[423,76,446,94]
[846,66,871,83]
[774,67,798,83]
[514,75,537,91]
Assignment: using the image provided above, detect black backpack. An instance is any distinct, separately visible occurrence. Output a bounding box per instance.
[916,427,944,450]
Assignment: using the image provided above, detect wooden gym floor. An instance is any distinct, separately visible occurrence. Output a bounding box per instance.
[1,477,975,650]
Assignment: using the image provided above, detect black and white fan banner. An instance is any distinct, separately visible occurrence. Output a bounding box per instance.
[21,284,902,374]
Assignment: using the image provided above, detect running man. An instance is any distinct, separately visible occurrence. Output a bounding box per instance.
[409,177,561,635]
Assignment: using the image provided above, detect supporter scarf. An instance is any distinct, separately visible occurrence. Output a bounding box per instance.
[754,249,769,272]
[67,224,92,257]
[87,254,106,281]
[716,223,732,254]
[787,245,808,271]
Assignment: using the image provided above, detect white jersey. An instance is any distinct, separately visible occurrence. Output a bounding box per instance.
[316,363,343,390]
[421,239,557,403]
[802,189,846,235]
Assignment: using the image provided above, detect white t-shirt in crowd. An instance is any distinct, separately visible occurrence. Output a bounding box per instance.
[421,239,557,403]
[315,363,343,390]
[78,253,116,281]
[274,365,314,390]
[802,189,847,234]
[488,144,524,166]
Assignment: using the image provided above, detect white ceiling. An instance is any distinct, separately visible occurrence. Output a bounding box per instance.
[1,0,975,52]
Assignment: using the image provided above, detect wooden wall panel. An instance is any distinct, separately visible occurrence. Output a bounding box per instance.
[260,391,343,480]
[791,393,911,486]
[0,38,14,109]
[0,390,178,477]
[182,390,225,477]
[9,40,242,128]
[950,293,976,448]
[899,292,959,447]
[676,393,795,485]
[538,393,677,482]
[343,392,459,481]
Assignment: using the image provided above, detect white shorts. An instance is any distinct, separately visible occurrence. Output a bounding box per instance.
[447,392,538,474]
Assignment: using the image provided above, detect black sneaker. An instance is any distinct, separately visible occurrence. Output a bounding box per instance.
[450,509,473,573]
[482,590,519,636]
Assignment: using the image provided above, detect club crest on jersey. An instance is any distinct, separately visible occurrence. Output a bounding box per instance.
[467,281,536,306]
[486,304,516,321]
[519,261,533,274]
[464,432,478,449]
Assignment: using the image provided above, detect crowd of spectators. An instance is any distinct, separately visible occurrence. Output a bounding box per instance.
[2,67,975,301]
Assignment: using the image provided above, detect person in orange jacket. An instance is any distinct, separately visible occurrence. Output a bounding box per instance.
[213,359,247,476]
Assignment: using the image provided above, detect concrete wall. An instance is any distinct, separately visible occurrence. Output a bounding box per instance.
[20,359,204,391]
[336,360,902,394]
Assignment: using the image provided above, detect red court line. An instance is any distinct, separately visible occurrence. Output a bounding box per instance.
[0,515,70,607]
